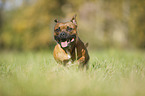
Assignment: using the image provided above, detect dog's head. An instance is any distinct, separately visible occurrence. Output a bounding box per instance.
[54,15,77,48]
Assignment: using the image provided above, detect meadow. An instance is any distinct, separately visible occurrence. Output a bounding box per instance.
[0,50,145,96]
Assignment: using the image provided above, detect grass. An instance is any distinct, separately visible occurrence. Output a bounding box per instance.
[0,49,145,96]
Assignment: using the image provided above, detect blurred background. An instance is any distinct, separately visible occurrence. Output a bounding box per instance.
[0,0,145,51]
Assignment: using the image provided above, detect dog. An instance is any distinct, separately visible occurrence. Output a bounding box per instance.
[53,15,89,68]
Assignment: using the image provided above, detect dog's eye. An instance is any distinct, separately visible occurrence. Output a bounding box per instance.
[55,27,60,32]
[67,26,73,32]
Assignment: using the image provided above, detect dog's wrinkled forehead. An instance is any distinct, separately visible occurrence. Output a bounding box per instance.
[54,22,77,30]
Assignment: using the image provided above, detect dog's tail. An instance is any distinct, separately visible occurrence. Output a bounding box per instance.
[85,43,89,48]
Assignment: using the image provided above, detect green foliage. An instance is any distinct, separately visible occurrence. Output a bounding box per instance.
[0,50,145,96]
[1,0,66,50]
[129,0,145,48]
[0,0,145,50]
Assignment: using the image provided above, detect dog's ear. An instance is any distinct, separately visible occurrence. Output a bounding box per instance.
[85,43,89,48]
[54,19,59,23]
[71,14,77,26]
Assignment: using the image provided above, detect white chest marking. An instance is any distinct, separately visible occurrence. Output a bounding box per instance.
[66,50,71,59]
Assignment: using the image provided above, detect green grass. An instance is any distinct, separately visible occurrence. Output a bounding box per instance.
[0,50,145,96]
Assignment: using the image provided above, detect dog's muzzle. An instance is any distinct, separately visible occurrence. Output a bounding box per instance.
[54,32,76,48]
[59,32,68,42]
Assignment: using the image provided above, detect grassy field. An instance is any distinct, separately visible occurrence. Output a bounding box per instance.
[0,50,145,96]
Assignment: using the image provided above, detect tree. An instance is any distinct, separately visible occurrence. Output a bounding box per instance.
[0,0,5,31]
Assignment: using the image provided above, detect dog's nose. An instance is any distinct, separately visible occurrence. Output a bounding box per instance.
[60,32,67,38]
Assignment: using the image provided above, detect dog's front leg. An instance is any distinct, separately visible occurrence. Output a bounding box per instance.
[76,39,89,69]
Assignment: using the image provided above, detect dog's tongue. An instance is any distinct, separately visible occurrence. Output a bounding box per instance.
[61,41,68,48]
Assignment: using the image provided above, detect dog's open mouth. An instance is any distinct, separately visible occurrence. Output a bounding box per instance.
[54,34,76,48]
[60,38,75,48]
[61,41,68,48]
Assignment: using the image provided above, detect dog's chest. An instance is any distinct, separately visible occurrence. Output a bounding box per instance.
[66,50,71,59]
